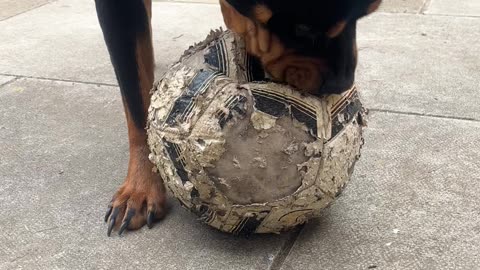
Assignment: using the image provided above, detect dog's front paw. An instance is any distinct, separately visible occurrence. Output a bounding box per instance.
[104,155,166,236]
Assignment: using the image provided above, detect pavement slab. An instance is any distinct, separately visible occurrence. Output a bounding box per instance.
[0,0,224,85]
[356,13,480,121]
[0,78,291,270]
[425,0,480,16]
[0,0,52,21]
[378,0,426,13]
[280,112,480,270]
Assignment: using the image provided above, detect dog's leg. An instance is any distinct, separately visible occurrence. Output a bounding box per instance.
[95,0,166,236]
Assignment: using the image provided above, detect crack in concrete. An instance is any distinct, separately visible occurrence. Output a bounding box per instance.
[0,76,18,88]
[420,13,480,18]
[0,0,59,22]
[0,73,118,87]
[35,226,59,234]
[1,74,477,124]
[372,11,480,19]
[370,108,479,122]
[9,253,28,263]
[419,0,432,14]
[268,225,304,270]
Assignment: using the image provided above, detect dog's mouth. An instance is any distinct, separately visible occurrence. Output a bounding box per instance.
[261,52,328,95]
[219,0,340,95]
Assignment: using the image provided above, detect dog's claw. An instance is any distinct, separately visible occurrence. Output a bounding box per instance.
[119,209,135,236]
[107,219,115,237]
[104,205,113,223]
[107,208,119,237]
[147,210,154,229]
[118,222,128,236]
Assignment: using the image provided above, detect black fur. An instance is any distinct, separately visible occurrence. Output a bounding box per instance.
[319,22,358,94]
[95,0,150,129]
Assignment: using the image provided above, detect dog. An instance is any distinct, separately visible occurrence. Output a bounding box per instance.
[95,0,381,236]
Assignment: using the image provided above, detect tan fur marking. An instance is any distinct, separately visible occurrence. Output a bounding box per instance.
[327,21,347,38]
[220,0,248,34]
[367,0,382,14]
[253,4,273,24]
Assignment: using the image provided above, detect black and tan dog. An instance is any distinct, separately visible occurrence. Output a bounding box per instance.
[95,0,381,236]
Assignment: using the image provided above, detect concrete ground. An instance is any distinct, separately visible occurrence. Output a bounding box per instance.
[0,0,478,269]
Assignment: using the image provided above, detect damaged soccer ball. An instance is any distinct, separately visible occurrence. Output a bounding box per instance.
[147,30,366,234]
